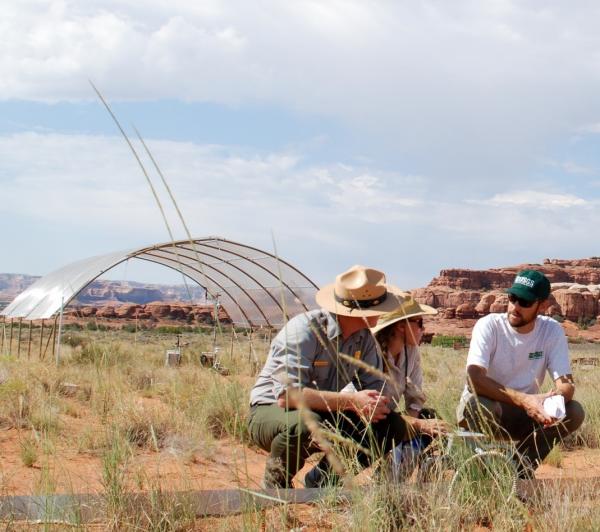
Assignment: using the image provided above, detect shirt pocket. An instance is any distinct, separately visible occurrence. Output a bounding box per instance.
[311,356,331,389]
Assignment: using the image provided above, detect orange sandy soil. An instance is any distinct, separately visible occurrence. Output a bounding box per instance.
[1,418,599,532]
[1,412,598,495]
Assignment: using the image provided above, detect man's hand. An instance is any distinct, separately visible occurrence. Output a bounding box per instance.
[411,417,452,437]
[351,390,390,422]
[520,391,557,426]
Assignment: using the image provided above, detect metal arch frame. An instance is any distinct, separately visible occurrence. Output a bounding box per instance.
[135,236,319,292]
[136,251,268,326]
[182,240,313,309]
[1,237,319,327]
[201,237,320,290]
[140,247,282,317]
[133,236,319,322]
[152,244,288,309]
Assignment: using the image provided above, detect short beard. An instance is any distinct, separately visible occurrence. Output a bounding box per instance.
[508,306,539,328]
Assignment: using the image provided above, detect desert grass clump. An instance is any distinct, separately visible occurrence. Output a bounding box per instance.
[568,363,600,448]
[102,429,131,527]
[115,399,180,450]
[543,444,563,468]
[0,376,29,428]
[135,484,197,531]
[203,377,251,441]
[19,436,38,467]
[71,340,133,367]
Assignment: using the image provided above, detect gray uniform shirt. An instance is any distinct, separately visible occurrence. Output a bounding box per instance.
[383,345,426,413]
[250,309,386,406]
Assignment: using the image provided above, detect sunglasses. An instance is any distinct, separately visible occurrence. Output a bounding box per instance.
[508,293,537,308]
[407,317,424,328]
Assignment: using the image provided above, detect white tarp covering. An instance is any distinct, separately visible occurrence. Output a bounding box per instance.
[1,237,318,327]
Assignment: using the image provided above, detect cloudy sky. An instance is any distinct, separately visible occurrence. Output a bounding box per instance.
[2,1,600,290]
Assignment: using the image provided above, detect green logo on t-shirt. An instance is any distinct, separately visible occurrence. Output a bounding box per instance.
[528,351,543,360]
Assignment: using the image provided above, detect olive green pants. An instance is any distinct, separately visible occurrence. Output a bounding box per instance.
[248,403,410,487]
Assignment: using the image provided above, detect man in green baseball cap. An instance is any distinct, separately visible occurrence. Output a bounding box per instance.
[506,269,551,303]
[457,269,585,478]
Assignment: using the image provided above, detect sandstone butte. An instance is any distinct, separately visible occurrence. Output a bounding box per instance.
[412,257,600,342]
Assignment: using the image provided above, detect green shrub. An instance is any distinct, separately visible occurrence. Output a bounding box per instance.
[431,335,468,348]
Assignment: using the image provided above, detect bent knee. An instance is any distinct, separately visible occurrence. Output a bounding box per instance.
[465,395,502,420]
[565,400,585,432]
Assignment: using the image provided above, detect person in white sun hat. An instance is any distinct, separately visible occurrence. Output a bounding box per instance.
[369,297,451,479]
[248,265,412,489]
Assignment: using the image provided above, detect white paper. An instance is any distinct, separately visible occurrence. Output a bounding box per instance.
[543,395,566,420]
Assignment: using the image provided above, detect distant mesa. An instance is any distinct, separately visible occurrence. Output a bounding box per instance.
[0,274,205,307]
[413,258,600,342]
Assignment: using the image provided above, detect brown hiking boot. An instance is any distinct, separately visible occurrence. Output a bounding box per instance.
[263,457,290,489]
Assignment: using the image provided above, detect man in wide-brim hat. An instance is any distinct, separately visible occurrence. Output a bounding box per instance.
[248,265,411,489]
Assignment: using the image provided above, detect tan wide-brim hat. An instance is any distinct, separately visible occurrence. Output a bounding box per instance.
[371,296,437,334]
[315,265,408,317]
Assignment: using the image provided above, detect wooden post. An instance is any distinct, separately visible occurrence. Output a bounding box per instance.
[51,315,58,362]
[39,320,45,360]
[55,298,65,366]
[0,316,4,354]
[27,320,33,360]
[247,327,252,362]
[9,319,14,357]
[229,327,235,359]
[42,319,56,361]
[17,318,23,358]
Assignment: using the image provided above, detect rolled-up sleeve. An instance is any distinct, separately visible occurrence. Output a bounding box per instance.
[270,316,319,399]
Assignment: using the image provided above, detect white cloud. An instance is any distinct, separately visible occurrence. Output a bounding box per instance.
[3,2,600,123]
[2,130,600,285]
[470,190,588,209]
[577,123,600,134]
[5,1,600,196]
[0,131,422,240]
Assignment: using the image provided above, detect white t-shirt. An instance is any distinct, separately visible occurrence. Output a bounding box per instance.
[466,313,571,394]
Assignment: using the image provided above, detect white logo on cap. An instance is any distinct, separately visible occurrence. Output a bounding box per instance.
[515,275,535,288]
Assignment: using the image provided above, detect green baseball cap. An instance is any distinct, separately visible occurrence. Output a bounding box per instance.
[506,269,551,301]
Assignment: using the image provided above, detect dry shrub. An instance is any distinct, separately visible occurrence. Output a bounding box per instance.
[203,377,250,441]
[0,377,29,428]
[115,400,180,450]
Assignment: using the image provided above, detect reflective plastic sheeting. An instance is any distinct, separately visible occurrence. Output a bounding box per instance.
[1,237,319,327]
[1,249,134,321]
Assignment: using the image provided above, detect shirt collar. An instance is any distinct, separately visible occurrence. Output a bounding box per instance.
[323,310,343,340]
